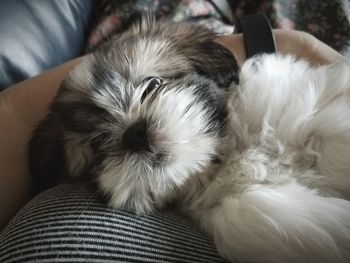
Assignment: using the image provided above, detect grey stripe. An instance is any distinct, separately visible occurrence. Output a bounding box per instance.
[12,196,202,233]
[1,223,218,256]
[2,211,210,245]
[1,234,218,259]
[4,251,202,263]
[2,242,215,263]
[0,183,227,263]
[4,200,208,240]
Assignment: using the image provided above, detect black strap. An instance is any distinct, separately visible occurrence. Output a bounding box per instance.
[234,14,276,59]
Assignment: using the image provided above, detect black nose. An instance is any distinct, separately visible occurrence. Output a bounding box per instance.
[122,120,150,152]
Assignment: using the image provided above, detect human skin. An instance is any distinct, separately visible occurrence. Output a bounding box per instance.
[0,30,345,230]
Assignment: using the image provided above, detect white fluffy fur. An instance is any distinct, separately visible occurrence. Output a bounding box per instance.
[93,53,350,262]
[183,54,350,263]
[92,52,350,262]
[98,79,219,213]
[32,18,350,262]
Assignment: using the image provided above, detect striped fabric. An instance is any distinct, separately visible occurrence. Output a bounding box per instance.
[0,183,227,263]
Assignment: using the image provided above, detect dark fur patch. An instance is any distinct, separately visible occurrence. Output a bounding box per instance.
[53,101,111,133]
[193,41,239,89]
[121,11,150,32]
[192,75,229,136]
[29,114,68,192]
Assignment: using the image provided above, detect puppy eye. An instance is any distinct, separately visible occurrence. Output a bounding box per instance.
[141,77,163,102]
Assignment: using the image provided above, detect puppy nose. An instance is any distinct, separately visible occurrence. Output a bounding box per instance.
[122,120,150,152]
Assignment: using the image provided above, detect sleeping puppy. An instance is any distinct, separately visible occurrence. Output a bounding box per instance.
[29,15,350,263]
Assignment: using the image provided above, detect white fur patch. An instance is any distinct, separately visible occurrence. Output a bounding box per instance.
[64,46,350,262]
[184,55,350,263]
[97,82,219,213]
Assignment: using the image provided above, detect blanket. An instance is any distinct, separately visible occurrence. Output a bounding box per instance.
[87,0,350,55]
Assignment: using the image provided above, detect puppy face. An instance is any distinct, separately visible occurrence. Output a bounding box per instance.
[30,16,238,213]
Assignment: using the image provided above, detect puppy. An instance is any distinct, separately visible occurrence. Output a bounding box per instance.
[30,16,350,263]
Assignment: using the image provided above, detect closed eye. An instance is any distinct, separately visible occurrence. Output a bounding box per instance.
[141,77,163,102]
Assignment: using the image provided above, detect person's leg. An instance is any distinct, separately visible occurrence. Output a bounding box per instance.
[0,183,226,263]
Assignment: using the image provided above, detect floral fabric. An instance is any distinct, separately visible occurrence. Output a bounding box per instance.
[87,0,350,54]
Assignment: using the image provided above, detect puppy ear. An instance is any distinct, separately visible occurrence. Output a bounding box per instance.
[173,23,239,89]
[192,41,239,89]
[29,114,68,192]
[121,13,239,89]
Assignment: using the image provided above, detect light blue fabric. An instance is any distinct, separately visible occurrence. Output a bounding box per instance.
[0,0,94,90]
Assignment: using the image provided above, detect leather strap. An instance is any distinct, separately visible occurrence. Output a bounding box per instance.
[234,14,276,59]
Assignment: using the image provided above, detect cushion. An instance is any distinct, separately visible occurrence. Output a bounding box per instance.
[0,0,94,90]
[0,183,227,263]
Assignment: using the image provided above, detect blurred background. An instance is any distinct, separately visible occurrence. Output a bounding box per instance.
[1,0,349,90]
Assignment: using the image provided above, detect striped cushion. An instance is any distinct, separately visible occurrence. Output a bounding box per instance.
[0,183,227,263]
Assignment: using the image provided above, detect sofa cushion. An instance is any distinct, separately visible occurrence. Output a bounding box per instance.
[0,0,94,90]
[0,183,226,263]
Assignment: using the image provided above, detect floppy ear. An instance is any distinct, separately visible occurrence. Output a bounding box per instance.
[168,21,240,90]
[190,40,239,89]
[29,113,68,192]
[122,12,239,89]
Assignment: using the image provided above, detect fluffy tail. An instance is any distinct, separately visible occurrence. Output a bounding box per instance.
[198,182,350,263]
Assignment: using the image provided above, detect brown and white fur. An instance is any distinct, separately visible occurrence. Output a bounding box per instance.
[30,16,350,263]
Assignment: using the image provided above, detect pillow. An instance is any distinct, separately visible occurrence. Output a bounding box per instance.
[0,0,94,90]
[0,183,226,263]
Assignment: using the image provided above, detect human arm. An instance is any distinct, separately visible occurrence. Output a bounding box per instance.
[216,29,344,66]
[0,58,83,229]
